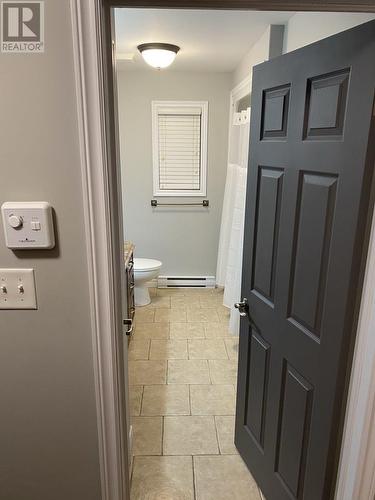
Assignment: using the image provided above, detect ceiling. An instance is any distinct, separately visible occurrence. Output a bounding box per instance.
[114,9,294,72]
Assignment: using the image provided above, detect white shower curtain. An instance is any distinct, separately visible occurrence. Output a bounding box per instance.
[215,164,237,286]
[216,117,250,335]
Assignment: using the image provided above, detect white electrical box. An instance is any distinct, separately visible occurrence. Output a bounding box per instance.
[0,269,37,309]
[1,202,55,249]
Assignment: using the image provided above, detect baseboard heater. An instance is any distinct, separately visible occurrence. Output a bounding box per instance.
[157,276,216,288]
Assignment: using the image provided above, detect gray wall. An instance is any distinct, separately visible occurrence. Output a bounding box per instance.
[0,1,101,499]
[118,71,231,277]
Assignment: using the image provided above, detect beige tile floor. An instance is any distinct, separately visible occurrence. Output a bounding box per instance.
[128,288,263,500]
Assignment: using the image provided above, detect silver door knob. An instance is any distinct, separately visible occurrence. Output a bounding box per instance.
[234,298,248,317]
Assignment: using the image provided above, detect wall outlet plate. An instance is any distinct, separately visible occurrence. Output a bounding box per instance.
[0,269,37,309]
[1,201,55,249]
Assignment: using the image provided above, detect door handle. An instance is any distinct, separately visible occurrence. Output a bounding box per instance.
[234,298,249,317]
[123,318,133,336]
[235,298,259,331]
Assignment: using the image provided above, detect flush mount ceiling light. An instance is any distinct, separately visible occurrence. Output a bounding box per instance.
[137,43,180,69]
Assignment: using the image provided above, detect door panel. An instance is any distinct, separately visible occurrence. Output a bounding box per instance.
[252,167,284,303]
[275,362,313,498]
[245,331,270,448]
[289,172,337,338]
[235,21,375,500]
[261,85,290,140]
[303,70,349,140]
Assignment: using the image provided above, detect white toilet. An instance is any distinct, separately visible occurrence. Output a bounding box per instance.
[133,258,162,306]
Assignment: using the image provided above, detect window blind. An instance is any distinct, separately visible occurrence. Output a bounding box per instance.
[158,113,202,191]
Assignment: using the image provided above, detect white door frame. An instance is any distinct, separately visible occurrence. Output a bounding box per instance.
[70,2,375,499]
[335,208,375,500]
[70,1,130,499]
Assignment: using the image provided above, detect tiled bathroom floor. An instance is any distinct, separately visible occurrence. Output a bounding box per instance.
[128,287,263,500]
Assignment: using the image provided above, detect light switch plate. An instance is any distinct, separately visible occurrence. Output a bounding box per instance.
[0,269,37,309]
[1,202,55,249]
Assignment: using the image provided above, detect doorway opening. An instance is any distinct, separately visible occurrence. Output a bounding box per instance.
[110,7,375,499]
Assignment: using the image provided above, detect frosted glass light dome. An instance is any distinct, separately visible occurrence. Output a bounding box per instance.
[137,43,180,69]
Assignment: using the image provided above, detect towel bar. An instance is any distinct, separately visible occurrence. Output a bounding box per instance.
[151,199,209,207]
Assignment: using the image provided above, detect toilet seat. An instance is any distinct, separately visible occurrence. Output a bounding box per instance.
[134,258,162,272]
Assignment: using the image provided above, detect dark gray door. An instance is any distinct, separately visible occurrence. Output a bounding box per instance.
[235,21,375,500]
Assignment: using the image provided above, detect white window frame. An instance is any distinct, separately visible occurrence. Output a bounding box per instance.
[151,100,208,197]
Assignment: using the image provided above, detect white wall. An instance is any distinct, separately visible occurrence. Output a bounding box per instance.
[233,15,375,87]
[0,1,102,499]
[284,12,375,53]
[232,25,284,88]
[118,70,231,277]
[232,27,271,88]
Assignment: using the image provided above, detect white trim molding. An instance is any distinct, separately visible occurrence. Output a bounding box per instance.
[335,206,375,500]
[70,1,129,500]
[227,74,252,158]
[231,75,252,105]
